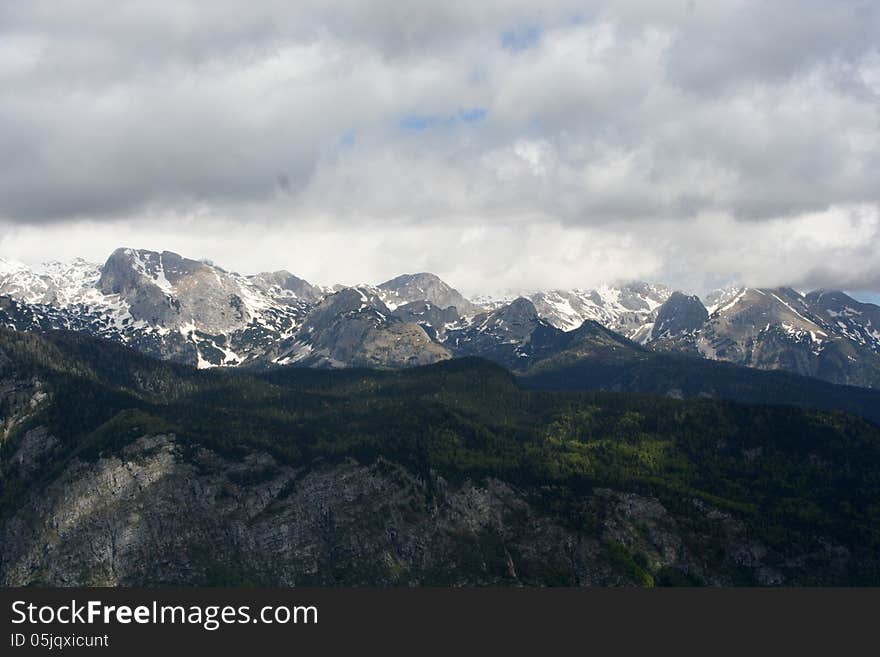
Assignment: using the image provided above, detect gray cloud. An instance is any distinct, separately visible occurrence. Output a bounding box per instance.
[0,1,878,294]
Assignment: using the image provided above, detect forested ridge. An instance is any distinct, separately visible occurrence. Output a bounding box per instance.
[2,328,880,585]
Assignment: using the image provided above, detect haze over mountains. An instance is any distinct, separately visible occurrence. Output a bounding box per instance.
[1,247,879,389]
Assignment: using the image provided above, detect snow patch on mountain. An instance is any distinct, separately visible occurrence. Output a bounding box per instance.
[705,287,746,315]
[479,283,671,338]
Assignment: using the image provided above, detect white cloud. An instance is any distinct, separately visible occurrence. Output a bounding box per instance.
[0,1,877,295]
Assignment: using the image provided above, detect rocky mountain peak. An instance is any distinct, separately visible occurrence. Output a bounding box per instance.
[704,287,745,315]
[100,248,195,295]
[377,272,479,315]
[804,289,880,354]
[311,286,390,319]
[492,296,540,322]
[441,297,553,368]
[651,291,708,339]
[276,286,450,369]
[98,248,251,333]
[247,270,323,304]
[617,281,672,311]
[527,283,670,336]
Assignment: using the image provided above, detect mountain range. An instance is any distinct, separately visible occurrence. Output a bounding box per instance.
[3,248,880,587]
[2,247,878,390]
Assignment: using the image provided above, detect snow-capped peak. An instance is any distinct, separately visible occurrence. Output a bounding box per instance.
[524,282,672,336]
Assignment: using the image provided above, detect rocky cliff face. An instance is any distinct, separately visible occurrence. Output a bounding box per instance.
[651,292,708,340]
[445,298,554,368]
[805,290,880,351]
[248,270,324,304]
[266,287,452,368]
[2,432,828,587]
[0,378,46,447]
[1,327,877,587]
[98,248,252,333]
[390,301,463,341]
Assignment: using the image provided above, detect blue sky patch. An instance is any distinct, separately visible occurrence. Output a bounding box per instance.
[338,129,356,148]
[399,108,487,131]
[399,114,438,131]
[459,108,487,123]
[501,25,542,52]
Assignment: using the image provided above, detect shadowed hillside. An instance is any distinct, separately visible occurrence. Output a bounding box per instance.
[2,328,879,586]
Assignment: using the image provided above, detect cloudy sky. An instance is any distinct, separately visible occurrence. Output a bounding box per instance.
[1,1,878,298]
